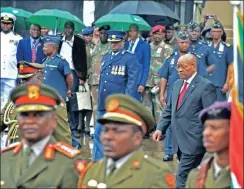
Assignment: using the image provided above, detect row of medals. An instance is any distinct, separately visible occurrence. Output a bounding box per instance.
[111,65,125,75]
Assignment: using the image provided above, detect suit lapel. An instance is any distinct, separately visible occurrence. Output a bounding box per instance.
[109,151,144,187]
[26,38,32,59]
[173,80,183,111]
[177,75,200,110]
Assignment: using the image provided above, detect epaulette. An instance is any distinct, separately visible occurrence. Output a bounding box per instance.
[222,42,231,47]
[53,141,81,158]
[75,34,83,39]
[124,50,133,54]
[1,142,20,155]
[57,54,65,60]
[42,57,47,62]
[166,51,175,60]
[14,33,21,37]
[190,52,201,59]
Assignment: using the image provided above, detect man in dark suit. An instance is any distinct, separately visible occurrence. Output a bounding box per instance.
[153,54,217,188]
[124,24,151,102]
[17,24,45,64]
[59,21,87,138]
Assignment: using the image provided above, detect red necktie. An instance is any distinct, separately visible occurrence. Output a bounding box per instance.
[32,40,36,63]
[177,81,188,109]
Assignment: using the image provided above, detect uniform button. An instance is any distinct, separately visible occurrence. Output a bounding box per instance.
[213,51,215,53]
[106,73,109,75]
[209,74,212,76]
[104,89,106,92]
[44,71,47,73]
[109,66,111,68]
[44,77,46,79]
[105,81,107,83]
[16,135,19,138]
[144,155,148,159]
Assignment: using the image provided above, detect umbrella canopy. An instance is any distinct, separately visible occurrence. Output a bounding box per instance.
[27,9,85,33]
[109,1,180,26]
[95,13,151,31]
[1,7,32,34]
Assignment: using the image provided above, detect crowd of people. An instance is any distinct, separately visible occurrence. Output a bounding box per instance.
[0,10,234,188]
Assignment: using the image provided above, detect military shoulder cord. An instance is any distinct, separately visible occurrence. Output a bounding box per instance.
[3,102,18,146]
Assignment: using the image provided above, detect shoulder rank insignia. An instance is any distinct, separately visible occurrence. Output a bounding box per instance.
[125,50,133,54]
[165,174,175,188]
[53,141,81,158]
[223,42,231,47]
[1,142,21,155]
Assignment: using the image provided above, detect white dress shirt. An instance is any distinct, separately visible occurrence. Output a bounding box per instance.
[130,37,140,53]
[106,152,134,175]
[1,31,22,79]
[60,35,74,70]
[180,72,197,92]
[23,135,51,166]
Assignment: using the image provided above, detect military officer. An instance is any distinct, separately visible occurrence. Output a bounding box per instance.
[42,35,73,101]
[165,25,177,49]
[157,30,211,162]
[0,61,72,145]
[81,26,95,70]
[187,20,216,74]
[0,84,85,188]
[186,101,231,188]
[93,30,140,161]
[144,25,172,124]
[208,20,233,101]
[78,94,175,188]
[88,25,110,123]
[1,12,22,110]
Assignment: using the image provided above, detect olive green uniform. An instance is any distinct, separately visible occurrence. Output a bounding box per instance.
[88,41,110,119]
[80,150,174,188]
[0,100,72,145]
[143,40,172,123]
[165,36,177,49]
[186,159,231,188]
[0,137,83,188]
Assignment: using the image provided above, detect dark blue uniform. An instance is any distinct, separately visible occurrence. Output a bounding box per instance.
[43,54,72,100]
[93,49,140,161]
[189,41,218,68]
[207,41,233,101]
[97,49,140,110]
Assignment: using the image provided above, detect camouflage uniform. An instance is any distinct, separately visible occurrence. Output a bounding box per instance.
[88,41,110,120]
[143,40,172,123]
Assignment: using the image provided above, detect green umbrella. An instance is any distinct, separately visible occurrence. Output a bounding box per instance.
[27,9,85,33]
[1,7,32,31]
[95,13,151,31]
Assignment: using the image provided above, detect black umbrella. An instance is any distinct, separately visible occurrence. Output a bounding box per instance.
[109,0,180,27]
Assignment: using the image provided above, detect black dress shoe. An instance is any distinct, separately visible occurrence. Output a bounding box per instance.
[163,155,173,161]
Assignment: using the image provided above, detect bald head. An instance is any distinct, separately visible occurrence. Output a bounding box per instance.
[177,54,197,80]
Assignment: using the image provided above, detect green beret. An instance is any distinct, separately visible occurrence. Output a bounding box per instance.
[17,61,44,79]
[10,84,61,112]
[98,94,155,134]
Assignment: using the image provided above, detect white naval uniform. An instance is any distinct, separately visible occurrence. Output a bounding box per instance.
[1,31,22,109]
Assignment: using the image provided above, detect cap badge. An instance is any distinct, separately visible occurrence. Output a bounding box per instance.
[19,65,24,71]
[28,85,40,100]
[3,15,9,21]
[112,35,116,39]
[107,99,120,112]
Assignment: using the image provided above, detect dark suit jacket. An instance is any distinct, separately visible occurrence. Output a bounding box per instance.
[59,35,87,81]
[157,74,216,155]
[124,38,151,87]
[16,37,45,64]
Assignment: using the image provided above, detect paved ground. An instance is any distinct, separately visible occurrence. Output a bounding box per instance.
[78,134,178,173]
